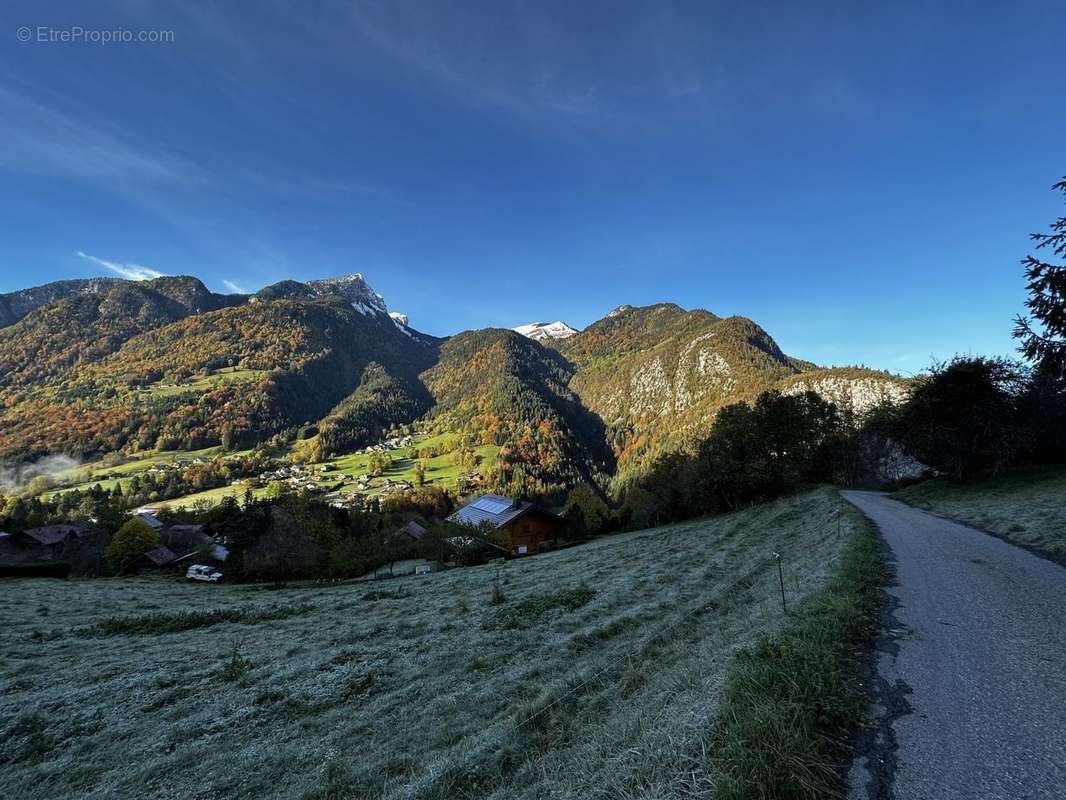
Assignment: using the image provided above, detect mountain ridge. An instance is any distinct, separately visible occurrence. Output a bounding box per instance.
[0,277,127,327]
[0,272,909,494]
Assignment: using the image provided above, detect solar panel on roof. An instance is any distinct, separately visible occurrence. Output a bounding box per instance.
[470,497,511,514]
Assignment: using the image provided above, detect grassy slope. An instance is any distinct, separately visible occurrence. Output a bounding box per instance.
[320,432,498,494]
[39,433,499,510]
[895,465,1066,559]
[1,488,859,800]
[712,505,883,798]
[161,484,275,510]
[137,367,269,400]
[43,446,254,502]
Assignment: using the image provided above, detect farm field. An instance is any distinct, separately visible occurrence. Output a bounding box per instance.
[0,487,860,799]
[136,367,270,400]
[318,431,498,490]
[43,446,251,499]
[894,465,1066,559]
[161,483,275,510]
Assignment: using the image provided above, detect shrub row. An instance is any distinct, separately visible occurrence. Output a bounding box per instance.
[73,602,315,638]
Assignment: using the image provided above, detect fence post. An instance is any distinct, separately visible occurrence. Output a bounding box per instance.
[771,554,788,618]
[773,551,787,614]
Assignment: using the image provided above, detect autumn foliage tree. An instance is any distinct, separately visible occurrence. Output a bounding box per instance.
[105,519,160,574]
[563,482,611,538]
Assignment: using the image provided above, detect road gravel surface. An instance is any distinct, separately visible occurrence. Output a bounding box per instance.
[842,490,1066,800]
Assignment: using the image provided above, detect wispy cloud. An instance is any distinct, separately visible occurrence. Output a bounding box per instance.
[222,279,248,294]
[0,83,210,185]
[76,251,164,281]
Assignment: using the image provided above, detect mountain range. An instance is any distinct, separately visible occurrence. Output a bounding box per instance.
[0,273,907,493]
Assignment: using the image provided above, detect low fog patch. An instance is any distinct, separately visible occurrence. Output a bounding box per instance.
[0,455,81,493]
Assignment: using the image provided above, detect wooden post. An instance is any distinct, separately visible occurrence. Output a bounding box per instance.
[773,551,787,614]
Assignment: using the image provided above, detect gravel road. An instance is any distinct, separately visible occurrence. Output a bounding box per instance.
[841,490,1066,800]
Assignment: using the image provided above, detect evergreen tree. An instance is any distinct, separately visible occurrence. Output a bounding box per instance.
[1015,177,1066,376]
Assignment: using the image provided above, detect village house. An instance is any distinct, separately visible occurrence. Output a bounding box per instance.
[158,523,210,552]
[131,546,178,572]
[391,520,428,544]
[134,511,165,531]
[379,478,414,494]
[154,523,230,572]
[0,520,106,577]
[170,542,229,573]
[447,494,566,555]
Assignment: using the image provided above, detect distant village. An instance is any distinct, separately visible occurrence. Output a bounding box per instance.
[0,430,520,582]
[50,432,485,511]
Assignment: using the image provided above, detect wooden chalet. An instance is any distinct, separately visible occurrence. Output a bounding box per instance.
[447,494,565,555]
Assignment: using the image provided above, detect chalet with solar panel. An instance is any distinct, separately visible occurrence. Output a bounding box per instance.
[447,494,565,555]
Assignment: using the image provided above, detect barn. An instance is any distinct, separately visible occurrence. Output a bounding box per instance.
[447,494,565,555]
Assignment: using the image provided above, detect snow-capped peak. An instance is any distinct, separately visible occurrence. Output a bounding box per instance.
[389,311,409,327]
[307,273,388,316]
[606,304,633,318]
[513,321,579,342]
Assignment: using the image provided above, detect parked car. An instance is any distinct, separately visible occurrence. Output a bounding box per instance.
[186,564,223,583]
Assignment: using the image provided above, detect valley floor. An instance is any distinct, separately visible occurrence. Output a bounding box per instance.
[1,488,860,800]
[894,465,1066,560]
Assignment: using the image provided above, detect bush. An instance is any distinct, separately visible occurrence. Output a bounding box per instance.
[220,642,252,682]
[490,579,506,605]
[74,603,314,637]
[484,585,596,630]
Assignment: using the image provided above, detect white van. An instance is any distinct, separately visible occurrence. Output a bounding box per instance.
[186,564,223,583]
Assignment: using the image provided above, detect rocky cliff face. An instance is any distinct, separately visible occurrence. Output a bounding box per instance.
[556,303,909,478]
[778,372,911,414]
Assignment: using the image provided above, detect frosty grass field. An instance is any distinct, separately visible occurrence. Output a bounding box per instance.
[1,488,859,800]
[895,465,1066,559]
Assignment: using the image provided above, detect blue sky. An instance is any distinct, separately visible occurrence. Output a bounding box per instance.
[1,1,1064,373]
